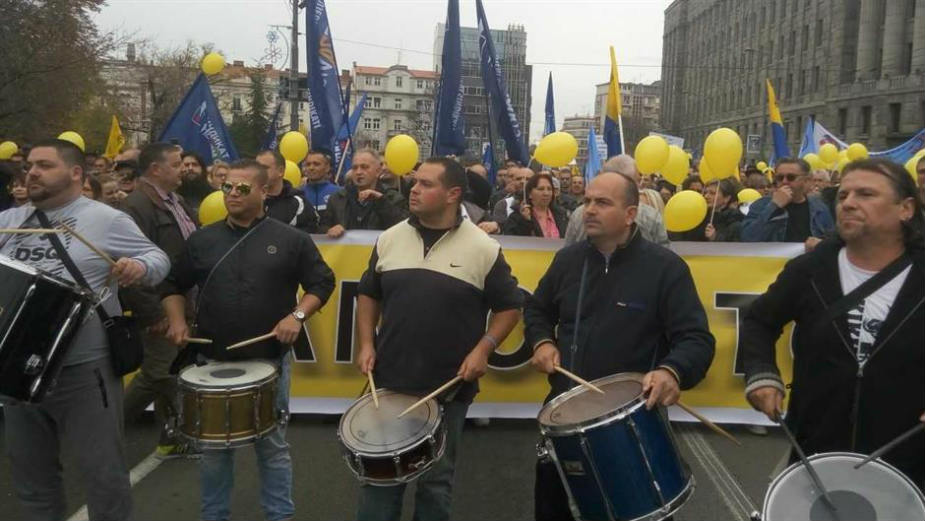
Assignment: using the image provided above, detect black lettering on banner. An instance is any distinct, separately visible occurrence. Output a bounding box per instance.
[334,280,360,364]
[291,322,317,363]
[487,287,533,370]
[714,292,760,375]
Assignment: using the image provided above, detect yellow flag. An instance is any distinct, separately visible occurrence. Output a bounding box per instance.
[103,115,125,159]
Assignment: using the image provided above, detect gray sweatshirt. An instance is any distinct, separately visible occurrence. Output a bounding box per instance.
[0,196,170,365]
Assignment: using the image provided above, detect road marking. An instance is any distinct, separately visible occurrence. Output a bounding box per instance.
[679,425,757,520]
[66,451,164,521]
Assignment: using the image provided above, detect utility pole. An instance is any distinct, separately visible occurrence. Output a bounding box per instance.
[289,0,300,131]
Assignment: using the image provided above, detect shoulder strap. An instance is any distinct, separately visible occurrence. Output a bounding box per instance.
[35,210,112,321]
[823,253,912,323]
[193,218,268,315]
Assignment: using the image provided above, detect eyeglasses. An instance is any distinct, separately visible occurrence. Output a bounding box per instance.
[773,173,804,183]
[220,181,253,195]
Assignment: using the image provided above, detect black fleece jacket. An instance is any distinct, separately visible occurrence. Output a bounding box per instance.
[524,228,715,401]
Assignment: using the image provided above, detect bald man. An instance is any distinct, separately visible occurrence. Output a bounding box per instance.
[526,172,714,521]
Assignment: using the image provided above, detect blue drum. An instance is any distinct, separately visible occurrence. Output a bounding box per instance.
[538,372,694,521]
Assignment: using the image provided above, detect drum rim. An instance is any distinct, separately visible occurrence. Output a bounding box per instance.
[537,372,647,435]
[338,389,444,456]
[0,254,93,295]
[761,451,925,517]
[178,361,279,390]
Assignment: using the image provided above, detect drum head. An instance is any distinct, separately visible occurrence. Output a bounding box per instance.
[340,390,440,455]
[764,452,925,521]
[538,373,644,428]
[179,360,277,388]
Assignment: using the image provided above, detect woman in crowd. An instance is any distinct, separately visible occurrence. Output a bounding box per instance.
[502,172,569,238]
[704,178,744,242]
[208,161,230,190]
[82,175,102,200]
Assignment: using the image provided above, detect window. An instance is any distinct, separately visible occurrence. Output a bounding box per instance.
[889,103,901,133]
[370,140,380,151]
[799,69,807,94]
[796,115,803,135]
[813,66,821,91]
[395,76,403,88]
[363,117,372,130]
[393,119,402,131]
[232,96,242,112]
[802,25,809,51]
[786,73,793,98]
[789,30,796,55]
[364,76,371,85]
[373,97,381,108]
[838,108,848,135]
[373,77,381,86]
[372,118,381,130]
[778,35,785,59]
[860,106,872,135]
[416,79,424,89]
[394,98,402,110]
[815,20,823,47]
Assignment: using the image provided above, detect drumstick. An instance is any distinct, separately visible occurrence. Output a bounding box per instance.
[367,371,379,409]
[0,228,63,234]
[675,401,741,446]
[225,332,276,350]
[57,222,116,266]
[778,417,841,519]
[184,337,213,345]
[397,376,463,418]
[554,366,605,395]
[854,423,925,469]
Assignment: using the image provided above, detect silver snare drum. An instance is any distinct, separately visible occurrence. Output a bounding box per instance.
[757,452,925,521]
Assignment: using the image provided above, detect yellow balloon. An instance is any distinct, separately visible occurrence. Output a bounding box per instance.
[660,145,689,186]
[803,153,825,171]
[703,128,743,179]
[284,160,302,187]
[201,52,226,76]
[846,142,868,161]
[699,156,716,183]
[384,134,419,176]
[737,188,762,204]
[279,131,309,163]
[835,157,850,173]
[0,141,17,160]
[199,190,228,225]
[535,132,579,168]
[756,161,768,172]
[634,135,670,175]
[664,190,708,232]
[818,143,839,166]
[57,131,85,152]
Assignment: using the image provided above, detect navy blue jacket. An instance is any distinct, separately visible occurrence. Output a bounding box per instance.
[741,195,834,242]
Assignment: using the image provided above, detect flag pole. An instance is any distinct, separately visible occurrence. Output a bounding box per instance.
[334,79,355,184]
[617,114,626,155]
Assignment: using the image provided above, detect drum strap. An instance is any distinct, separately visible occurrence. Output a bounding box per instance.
[820,253,911,323]
[566,257,590,387]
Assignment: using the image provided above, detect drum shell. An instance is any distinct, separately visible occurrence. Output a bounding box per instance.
[539,374,693,521]
[0,257,93,403]
[177,365,279,449]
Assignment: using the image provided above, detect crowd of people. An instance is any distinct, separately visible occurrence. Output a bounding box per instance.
[0,137,923,521]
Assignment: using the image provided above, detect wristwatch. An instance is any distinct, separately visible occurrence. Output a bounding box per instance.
[291,309,307,323]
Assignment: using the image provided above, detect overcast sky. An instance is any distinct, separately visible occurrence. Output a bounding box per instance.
[95,0,674,142]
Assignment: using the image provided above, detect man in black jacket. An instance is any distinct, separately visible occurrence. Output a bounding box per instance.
[162,159,335,521]
[525,172,715,521]
[257,149,319,233]
[121,141,199,457]
[742,158,924,489]
[323,149,407,238]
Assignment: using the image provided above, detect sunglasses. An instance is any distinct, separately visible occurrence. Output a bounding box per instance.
[220,181,253,196]
[773,173,804,183]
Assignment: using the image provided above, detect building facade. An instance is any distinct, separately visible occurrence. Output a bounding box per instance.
[593,81,662,154]
[433,23,532,159]
[560,115,597,169]
[350,65,437,157]
[661,0,925,157]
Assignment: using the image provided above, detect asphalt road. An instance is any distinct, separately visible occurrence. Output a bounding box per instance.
[0,410,791,521]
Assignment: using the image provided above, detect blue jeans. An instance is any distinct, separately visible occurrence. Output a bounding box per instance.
[200,354,293,521]
[356,400,469,521]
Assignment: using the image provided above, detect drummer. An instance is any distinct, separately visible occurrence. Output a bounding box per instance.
[741,158,924,489]
[161,159,335,521]
[525,170,715,521]
[355,157,523,521]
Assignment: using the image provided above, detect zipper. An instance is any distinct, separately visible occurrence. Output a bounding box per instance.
[422,229,452,260]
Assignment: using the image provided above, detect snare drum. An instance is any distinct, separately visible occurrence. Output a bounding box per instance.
[338,390,446,486]
[0,255,94,402]
[538,372,693,521]
[756,452,925,521]
[177,360,279,448]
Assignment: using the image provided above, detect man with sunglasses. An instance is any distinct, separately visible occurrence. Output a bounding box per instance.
[161,159,335,521]
[741,157,834,243]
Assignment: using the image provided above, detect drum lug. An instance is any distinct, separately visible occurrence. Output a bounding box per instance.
[196,394,203,439]
[536,440,550,461]
[253,389,260,438]
[426,435,437,459]
[749,511,762,521]
[224,391,232,447]
[353,453,366,478]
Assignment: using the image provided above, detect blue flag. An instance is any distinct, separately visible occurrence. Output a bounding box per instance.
[544,73,555,136]
[433,0,466,156]
[335,91,366,183]
[158,73,238,164]
[261,103,283,151]
[798,117,816,158]
[585,125,602,186]
[475,0,528,164]
[482,141,496,186]
[306,0,347,165]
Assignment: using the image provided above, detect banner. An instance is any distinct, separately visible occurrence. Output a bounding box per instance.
[261,103,282,151]
[799,119,925,164]
[433,0,467,157]
[584,125,602,185]
[157,73,238,164]
[305,0,347,166]
[288,233,801,425]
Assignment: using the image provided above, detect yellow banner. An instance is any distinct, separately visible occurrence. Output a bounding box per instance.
[284,232,802,424]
